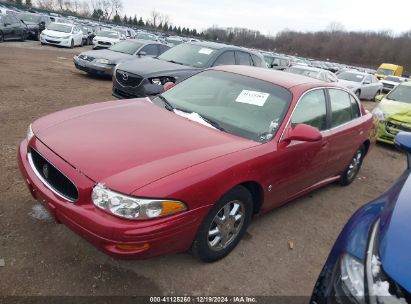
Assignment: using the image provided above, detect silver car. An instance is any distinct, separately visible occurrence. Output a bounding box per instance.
[284,65,338,82]
[337,71,382,100]
[380,76,409,93]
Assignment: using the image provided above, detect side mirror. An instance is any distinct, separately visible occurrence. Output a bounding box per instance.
[363,80,371,85]
[137,51,146,57]
[163,82,174,91]
[4,22,11,26]
[283,124,322,142]
[394,132,411,168]
[375,94,385,102]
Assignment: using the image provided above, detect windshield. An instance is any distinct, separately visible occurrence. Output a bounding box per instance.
[286,67,320,79]
[338,72,365,82]
[47,23,72,33]
[18,13,40,23]
[158,44,217,68]
[386,85,411,104]
[384,76,403,83]
[136,33,157,41]
[96,31,119,38]
[109,41,143,55]
[376,68,394,76]
[154,70,292,142]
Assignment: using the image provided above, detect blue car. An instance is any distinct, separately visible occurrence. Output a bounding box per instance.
[311,132,411,304]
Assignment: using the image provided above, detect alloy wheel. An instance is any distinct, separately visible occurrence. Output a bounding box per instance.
[347,149,363,181]
[207,200,245,251]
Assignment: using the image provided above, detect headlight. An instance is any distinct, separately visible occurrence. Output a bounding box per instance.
[91,184,187,220]
[95,58,111,64]
[372,107,386,121]
[149,76,175,85]
[340,253,365,301]
[26,124,34,142]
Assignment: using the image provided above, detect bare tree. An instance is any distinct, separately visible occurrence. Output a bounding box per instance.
[149,9,161,27]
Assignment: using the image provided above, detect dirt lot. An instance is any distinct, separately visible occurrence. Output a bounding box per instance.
[0,41,407,297]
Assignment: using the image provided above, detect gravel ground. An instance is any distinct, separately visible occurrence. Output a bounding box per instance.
[0,41,406,297]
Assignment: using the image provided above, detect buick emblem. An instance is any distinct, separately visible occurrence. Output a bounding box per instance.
[122,72,129,81]
[42,164,49,179]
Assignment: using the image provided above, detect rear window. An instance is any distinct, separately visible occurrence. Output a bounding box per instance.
[158,44,217,68]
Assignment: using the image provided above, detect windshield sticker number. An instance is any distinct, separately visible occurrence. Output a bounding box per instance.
[235,90,269,106]
[198,48,214,55]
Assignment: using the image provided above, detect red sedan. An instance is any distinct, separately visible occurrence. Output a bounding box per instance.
[18,66,376,262]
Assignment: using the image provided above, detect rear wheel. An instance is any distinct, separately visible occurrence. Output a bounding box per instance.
[192,186,253,262]
[340,145,365,186]
[0,31,4,43]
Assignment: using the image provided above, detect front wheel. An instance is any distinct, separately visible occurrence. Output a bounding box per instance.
[191,186,253,262]
[70,39,74,48]
[340,145,365,186]
[0,31,4,43]
[355,90,361,99]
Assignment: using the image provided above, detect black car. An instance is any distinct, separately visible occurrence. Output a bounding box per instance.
[73,39,170,77]
[112,41,266,99]
[81,26,95,45]
[0,14,28,42]
[17,13,51,40]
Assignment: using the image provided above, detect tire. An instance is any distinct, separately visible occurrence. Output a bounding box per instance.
[80,39,84,47]
[20,32,26,42]
[355,90,361,99]
[0,31,4,43]
[340,145,365,186]
[70,39,74,48]
[41,42,45,45]
[191,186,253,262]
[36,31,40,41]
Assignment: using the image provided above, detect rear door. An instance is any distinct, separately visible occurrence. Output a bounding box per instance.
[326,88,363,176]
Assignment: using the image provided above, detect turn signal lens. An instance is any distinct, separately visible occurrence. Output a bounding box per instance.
[160,201,187,216]
[115,243,150,251]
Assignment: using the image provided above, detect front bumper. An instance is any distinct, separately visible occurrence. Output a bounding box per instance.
[73,56,114,76]
[18,138,207,259]
[112,73,164,99]
[376,120,411,145]
[40,35,71,47]
[92,41,113,49]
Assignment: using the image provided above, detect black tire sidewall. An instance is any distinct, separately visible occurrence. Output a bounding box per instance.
[70,39,74,48]
[340,145,365,186]
[192,186,253,262]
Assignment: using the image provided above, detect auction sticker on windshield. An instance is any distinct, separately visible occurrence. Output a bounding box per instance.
[235,90,269,106]
[198,48,214,55]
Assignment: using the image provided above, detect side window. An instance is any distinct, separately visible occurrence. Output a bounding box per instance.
[350,95,361,118]
[364,75,371,84]
[251,54,262,67]
[329,89,354,127]
[141,44,159,56]
[236,51,252,66]
[372,76,379,83]
[212,51,235,66]
[291,89,327,131]
[158,44,170,54]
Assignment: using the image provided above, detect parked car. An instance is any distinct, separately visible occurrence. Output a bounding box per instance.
[40,22,84,48]
[73,40,170,77]
[80,26,95,45]
[337,71,382,100]
[112,41,266,99]
[17,12,51,40]
[136,32,158,41]
[285,66,338,82]
[381,75,409,93]
[311,132,411,304]
[375,63,404,80]
[263,54,291,70]
[18,66,375,261]
[92,30,121,49]
[0,14,27,42]
[373,81,411,144]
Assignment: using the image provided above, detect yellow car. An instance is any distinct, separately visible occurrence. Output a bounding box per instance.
[375,63,404,80]
[373,81,411,144]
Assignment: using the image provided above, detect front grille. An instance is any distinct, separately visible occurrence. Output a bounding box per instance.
[98,41,111,45]
[78,54,95,62]
[46,39,60,44]
[386,121,411,135]
[116,70,143,87]
[29,148,78,202]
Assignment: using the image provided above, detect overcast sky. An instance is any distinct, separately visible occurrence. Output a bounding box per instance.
[122,0,411,35]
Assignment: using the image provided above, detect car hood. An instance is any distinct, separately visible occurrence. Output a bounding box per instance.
[95,36,119,42]
[337,79,361,88]
[378,173,411,292]
[33,99,259,194]
[381,80,399,86]
[380,99,411,124]
[117,57,199,78]
[79,49,133,62]
[43,29,72,38]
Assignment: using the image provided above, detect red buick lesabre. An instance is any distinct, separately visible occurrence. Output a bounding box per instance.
[18,66,376,262]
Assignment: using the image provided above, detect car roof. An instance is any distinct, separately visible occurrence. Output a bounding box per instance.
[289,65,325,72]
[51,22,74,26]
[211,65,330,89]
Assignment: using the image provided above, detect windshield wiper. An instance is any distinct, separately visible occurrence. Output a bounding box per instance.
[156,95,175,111]
[167,60,184,65]
[196,114,226,131]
